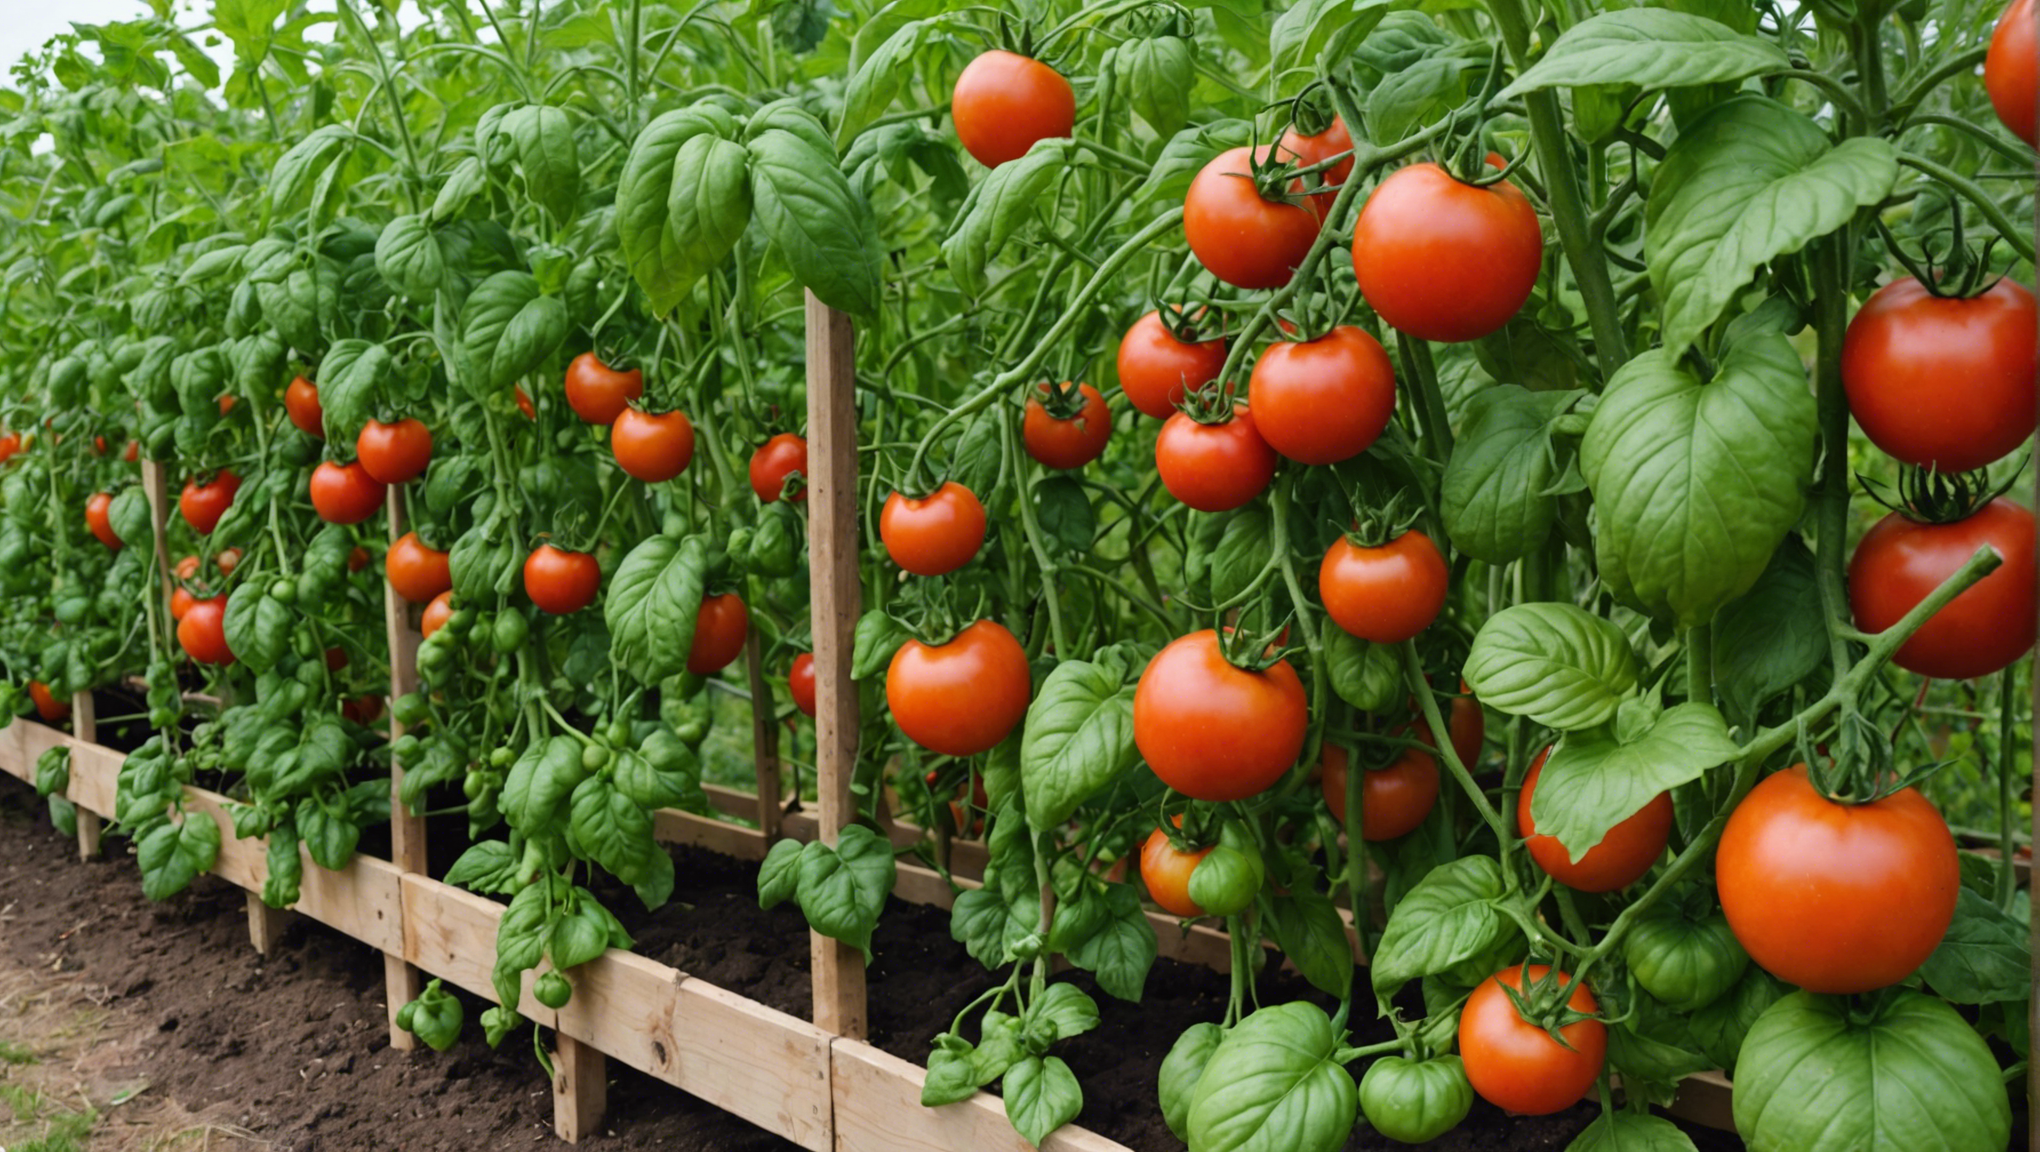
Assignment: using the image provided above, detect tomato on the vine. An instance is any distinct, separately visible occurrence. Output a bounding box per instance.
[1117,310,1227,419]
[386,532,452,604]
[611,408,695,483]
[1276,114,1354,220]
[28,681,68,723]
[1248,326,1396,465]
[1848,497,2036,680]
[216,547,242,576]
[1023,383,1111,470]
[789,653,816,718]
[286,376,324,439]
[749,433,808,503]
[1134,630,1307,801]
[1716,764,1958,993]
[687,593,749,675]
[1320,529,1448,645]
[85,492,120,549]
[178,596,234,665]
[1352,161,1542,343]
[1184,145,1320,289]
[880,482,987,577]
[885,619,1031,757]
[421,590,455,640]
[357,417,434,484]
[309,460,388,525]
[523,544,601,615]
[1321,742,1438,841]
[179,470,240,535]
[1140,827,1212,918]
[1155,407,1277,512]
[0,432,22,463]
[1987,0,2037,148]
[564,352,644,425]
[170,586,198,622]
[1358,1055,1473,1145]
[1840,277,2035,473]
[1519,747,1672,892]
[950,50,1073,169]
[514,386,536,420]
[1458,965,1604,1116]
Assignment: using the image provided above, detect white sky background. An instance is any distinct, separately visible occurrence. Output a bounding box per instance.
[0,1,430,86]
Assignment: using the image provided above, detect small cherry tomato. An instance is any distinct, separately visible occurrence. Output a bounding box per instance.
[1321,742,1439,841]
[611,407,696,482]
[564,352,644,425]
[1155,407,1278,512]
[356,417,434,484]
[178,596,235,665]
[421,590,455,640]
[85,492,121,549]
[1459,965,1604,1116]
[515,386,536,420]
[1184,145,1320,290]
[749,433,809,503]
[687,593,749,675]
[179,470,241,535]
[1320,530,1449,644]
[1277,113,1355,220]
[1848,497,2037,680]
[286,376,325,438]
[386,532,453,604]
[1117,310,1228,419]
[789,652,817,718]
[1022,383,1112,470]
[1986,0,2037,148]
[309,460,388,525]
[886,620,1031,757]
[1248,326,1396,465]
[28,681,69,723]
[1140,827,1212,918]
[523,544,601,615]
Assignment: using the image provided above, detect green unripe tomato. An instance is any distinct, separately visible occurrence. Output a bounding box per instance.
[492,608,529,653]
[462,772,484,800]
[269,578,296,604]
[396,1002,417,1031]
[581,743,610,771]
[606,720,632,748]
[294,630,320,659]
[392,692,430,727]
[1622,906,1749,1012]
[1359,1055,1473,1144]
[1187,824,1265,917]
[488,746,514,769]
[534,971,572,1010]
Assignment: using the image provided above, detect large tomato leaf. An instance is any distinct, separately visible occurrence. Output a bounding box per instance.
[1270,0,1412,74]
[1464,602,1639,730]
[942,142,1070,298]
[1021,659,1138,830]
[614,106,738,315]
[1441,385,1583,564]
[1917,887,2031,1005]
[1500,9,1788,97]
[1565,1110,1699,1152]
[1711,535,1826,726]
[1370,856,1509,995]
[504,104,580,227]
[835,18,931,148]
[1186,1001,1357,1152]
[137,810,221,902]
[794,825,897,960]
[746,125,883,315]
[1265,885,1355,999]
[1063,882,1157,1002]
[1160,1022,1226,1142]
[604,534,707,687]
[375,214,445,303]
[569,773,656,886]
[1004,1055,1083,1148]
[1530,703,1738,862]
[1115,36,1194,137]
[458,271,566,397]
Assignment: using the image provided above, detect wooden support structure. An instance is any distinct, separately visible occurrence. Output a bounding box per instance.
[382,484,428,1049]
[741,629,783,839]
[69,689,100,859]
[551,1033,607,1144]
[804,291,867,1039]
[246,891,289,955]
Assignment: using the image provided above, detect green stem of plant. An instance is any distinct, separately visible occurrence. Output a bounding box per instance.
[1897,153,2038,264]
[1399,336,1454,462]
[1685,623,1710,705]
[1403,641,1505,841]
[1341,722,1370,964]
[1810,237,1855,687]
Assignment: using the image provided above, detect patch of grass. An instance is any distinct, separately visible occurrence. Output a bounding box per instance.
[1,1079,43,1121]
[10,1105,97,1152]
[0,1038,37,1065]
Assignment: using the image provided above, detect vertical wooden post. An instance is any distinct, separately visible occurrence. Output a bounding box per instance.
[139,461,175,608]
[383,486,427,1050]
[69,689,100,859]
[743,629,783,839]
[804,291,867,1039]
[246,893,288,955]
[551,1032,607,1143]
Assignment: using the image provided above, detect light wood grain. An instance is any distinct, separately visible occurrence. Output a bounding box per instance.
[246,891,288,955]
[380,485,427,1053]
[652,807,769,861]
[742,629,784,839]
[831,1038,1131,1152]
[68,692,102,859]
[551,1033,607,1144]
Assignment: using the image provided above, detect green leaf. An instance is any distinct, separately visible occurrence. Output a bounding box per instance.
[1004,1055,1082,1147]
[1645,96,1897,358]
[1464,603,1639,730]
[1159,1022,1225,1142]
[570,773,656,885]
[747,127,883,315]
[922,1037,980,1107]
[1270,0,1414,74]
[1265,885,1356,998]
[1064,882,1156,1001]
[615,106,739,315]
[1711,535,1824,724]
[317,338,391,442]
[269,125,351,216]
[1687,966,1782,1073]
[262,820,302,908]
[551,898,612,969]
[1186,1001,1357,1152]
[432,157,489,223]
[297,798,360,870]
[1565,1110,1700,1152]
[33,746,69,799]
[1441,387,1582,564]
[1580,326,1816,627]
[445,841,521,895]
[1209,508,1273,605]
[222,584,291,672]
[501,736,587,835]
[1500,9,1790,97]
[1135,120,1253,205]
[1371,857,1509,994]
[1033,475,1095,554]
[459,272,567,397]
[1608,1020,1712,1107]
[662,134,754,291]
[179,244,247,286]
[941,142,1069,297]
[1117,37,1195,137]
[836,19,930,148]
[613,739,701,811]
[1918,887,2032,1004]
[1367,43,1478,142]
[794,825,897,959]
[374,215,444,302]
[1324,628,1403,713]
[1531,704,1738,863]
[605,534,707,686]
[850,611,910,681]
[1025,983,1100,1048]
[138,812,221,901]
[758,837,804,909]
[1021,661,1137,830]
[1735,991,2011,1152]
[505,104,580,226]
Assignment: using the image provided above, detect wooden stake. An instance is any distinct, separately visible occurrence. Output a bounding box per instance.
[551,1032,608,1144]
[743,628,783,839]
[246,891,288,955]
[803,291,867,1039]
[69,690,101,859]
[383,485,428,1050]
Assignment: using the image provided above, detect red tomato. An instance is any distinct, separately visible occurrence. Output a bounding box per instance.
[1459,965,1604,1116]
[421,590,455,640]
[1155,408,1278,512]
[687,593,749,675]
[564,352,644,425]
[175,555,201,581]
[1716,764,1959,993]
[1520,748,1673,892]
[85,492,120,549]
[386,532,453,604]
[324,647,350,672]
[1321,743,1438,841]
[216,547,242,576]
[749,434,809,503]
[1840,277,2036,474]
[1022,383,1111,470]
[218,395,237,415]
[1987,0,2037,148]
[950,50,1074,168]
[1248,326,1396,464]
[1352,161,1543,343]
[342,695,384,726]
[179,470,240,535]
[356,417,433,484]
[885,620,1031,757]
[28,681,69,723]
[123,440,139,463]
[880,482,987,577]
[1140,827,1212,918]
[1134,630,1307,801]
[0,433,21,463]
[611,408,695,482]
[347,545,371,573]
[170,587,197,622]
[178,596,234,665]
[523,544,601,615]
[92,435,107,455]
[515,386,536,420]
[1184,145,1321,289]
[1117,310,1228,419]
[286,376,325,439]
[1320,530,1448,644]
[1848,498,2036,680]
[309,460,388,525]
[789,652,817,718]
[1277,114,1355,220]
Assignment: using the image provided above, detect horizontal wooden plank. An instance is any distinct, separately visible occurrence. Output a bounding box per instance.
[1662,1068,1735,1132]
[831,1037,1130,1152]
[653,807,770,861]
